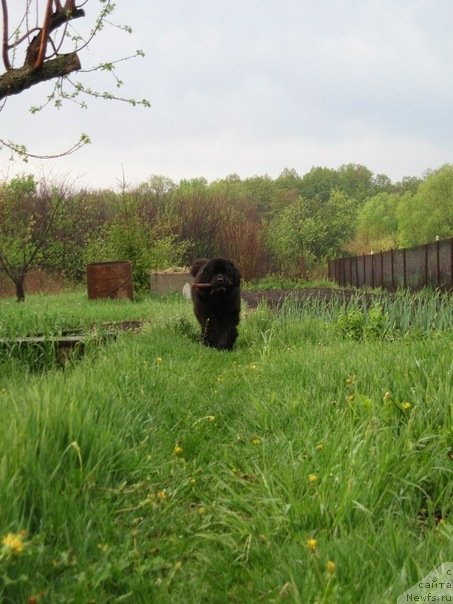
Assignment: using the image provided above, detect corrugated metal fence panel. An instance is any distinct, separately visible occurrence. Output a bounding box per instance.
[382,250,394,290]
[392,249,406,289]
[439,238,453,289]
[405,244,426,289]
[331,237,453,292]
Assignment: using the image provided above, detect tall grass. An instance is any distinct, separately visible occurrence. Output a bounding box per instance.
[0,290,452,603]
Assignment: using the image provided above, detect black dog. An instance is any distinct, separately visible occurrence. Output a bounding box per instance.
[190,257,241,350]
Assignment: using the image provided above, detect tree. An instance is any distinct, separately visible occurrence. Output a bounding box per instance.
[0,175,66,301]
[1,1,149,157]
[337,163,374,203]
[393,175,423,195]
[397,164,453,246]
[267,189,356,276]
[373,173,394,194]
[355,192,399,252]
[298,167,340,203]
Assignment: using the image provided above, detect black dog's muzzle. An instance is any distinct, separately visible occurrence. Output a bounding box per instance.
[211,275,227,294]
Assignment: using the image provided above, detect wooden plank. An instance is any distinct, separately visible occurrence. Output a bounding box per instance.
[0,333,116,365]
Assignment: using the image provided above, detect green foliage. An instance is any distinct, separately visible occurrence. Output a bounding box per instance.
[267,189,356,276]
[2,163,448,294]
[355,192,399,251]
[337,163,375,202]
[0,175,38,262]
[336,304,390,340]
[85,221,190,292]
[84,215,151,291]
[397,164,453,246]
[0,175,66,300]
[148,234,191,271]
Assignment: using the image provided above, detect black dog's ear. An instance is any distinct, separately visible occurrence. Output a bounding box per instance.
[190,258,209,277]
[232,264,241,286]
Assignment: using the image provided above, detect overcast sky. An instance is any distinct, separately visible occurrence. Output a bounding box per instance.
[1,1,453,189]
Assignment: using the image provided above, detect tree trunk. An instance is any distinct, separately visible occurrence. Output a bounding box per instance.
[15,275,26,303]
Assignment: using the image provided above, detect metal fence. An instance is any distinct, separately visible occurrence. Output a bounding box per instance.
[328,237,453,291]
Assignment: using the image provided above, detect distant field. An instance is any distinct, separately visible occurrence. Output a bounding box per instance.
[1,291,452,603]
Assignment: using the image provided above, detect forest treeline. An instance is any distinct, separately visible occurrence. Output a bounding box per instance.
[1,163,453,298]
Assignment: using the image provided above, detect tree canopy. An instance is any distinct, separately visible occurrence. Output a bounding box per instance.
[1,164,452,299]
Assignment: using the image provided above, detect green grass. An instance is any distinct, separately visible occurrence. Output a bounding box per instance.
[0,291,452,603]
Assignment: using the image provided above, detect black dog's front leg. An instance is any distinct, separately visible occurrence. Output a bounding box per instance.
[203,319,236,351]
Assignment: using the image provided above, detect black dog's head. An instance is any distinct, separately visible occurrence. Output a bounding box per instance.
[191,257,241,296]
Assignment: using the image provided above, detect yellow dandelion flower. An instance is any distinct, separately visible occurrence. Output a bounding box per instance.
[315,442,324,451]
[197,506,206,515]
[250,437,262,446]
[383,391,392,402]
[326,560,336,574]
[207,415,215,422]
[155,357,162,364]
[173,445,183,455]
[2,532,25,555]
[401,401,412,410]
[250,362,258,370]
[306,537,318,552]
[157,489,168,500]
[308,473,318,484]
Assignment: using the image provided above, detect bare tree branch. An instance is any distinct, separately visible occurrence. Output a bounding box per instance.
[0,51,80,100]
[24,1,85,67]
[32,0,53,69]
[1,0,10,70]
[0,1,148,161]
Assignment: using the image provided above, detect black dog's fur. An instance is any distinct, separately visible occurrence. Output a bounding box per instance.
[190,257,241,350]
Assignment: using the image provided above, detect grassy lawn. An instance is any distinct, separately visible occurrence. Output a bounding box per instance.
[0,291,452,603]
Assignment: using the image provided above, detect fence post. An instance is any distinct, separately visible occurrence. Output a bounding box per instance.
[371,252,375,289]
[363,254,366,287]
[403,248,407,288]
[424,243,429,288]
[436,238,440,287]
[355,255,359,287]
[390,249,395,291]
[451,238,453,289]
[380,251,384,288]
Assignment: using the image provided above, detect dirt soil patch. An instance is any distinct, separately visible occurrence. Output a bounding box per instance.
[97,320,147,332]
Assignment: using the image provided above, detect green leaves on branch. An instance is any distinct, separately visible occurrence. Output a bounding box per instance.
[354,164,453,250]
[0,2,150,160]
